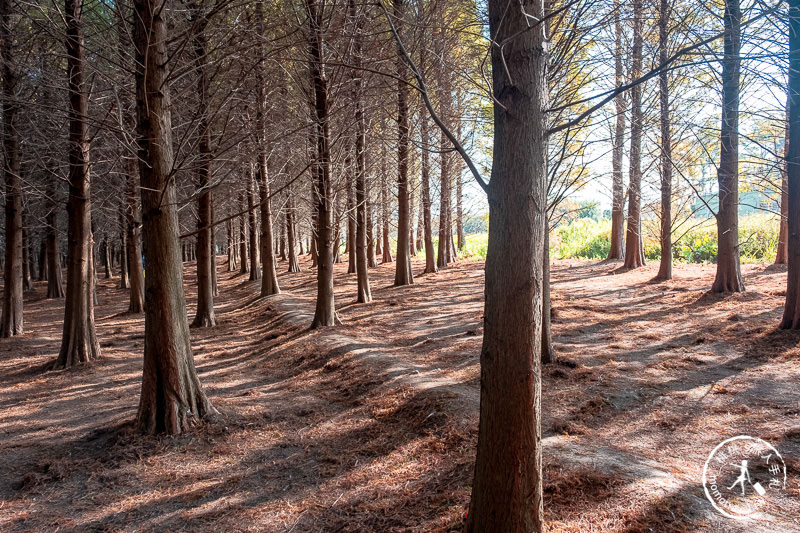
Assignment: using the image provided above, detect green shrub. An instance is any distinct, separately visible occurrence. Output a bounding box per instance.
[555,218,610,259]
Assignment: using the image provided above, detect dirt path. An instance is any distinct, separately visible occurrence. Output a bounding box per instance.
[0,254,798,532]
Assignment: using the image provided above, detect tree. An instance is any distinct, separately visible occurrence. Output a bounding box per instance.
[393,0,413,287]
[607,0,626,261]
[133,0,215,434]
[711,0,745,292]
[189,1,216,328]
[55,0,101,369]
[466,0,547,529]
[656,0,673,281]
[776,105,789,265]
[623,0,645,269]
[780,0,799,328]
[0,0,23,337]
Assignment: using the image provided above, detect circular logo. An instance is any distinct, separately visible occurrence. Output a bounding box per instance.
[702,435,787,519]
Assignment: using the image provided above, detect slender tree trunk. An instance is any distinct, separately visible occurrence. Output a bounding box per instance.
[419,61,437,274]
[0,0,23,337]
[381,138,393,263]
[46,204,65,298]
[55,0,101,368]
[22,225,33,292]
[347,162,357,274]
[608,0,626,260]
[780,0,800,327]
[247,168,261,280]
[366,200,377,267]
[133,0,215,434]
[286,190,301,273]
[307,0,339,327]
[125,155,144,313]
[258,159,280,295]
[623,0,646,269]
[227,217,236,271]
[656,0,673,281]
[189,4,215,328]
[349,0,371,302]
[776,104,790,264]
[38,236,47,282]
[239,193,249,275]
[119,212,129,289]
[712,0,745,293]
[102,234,112,278]
[466,0,547,528]
[393,0,413,286]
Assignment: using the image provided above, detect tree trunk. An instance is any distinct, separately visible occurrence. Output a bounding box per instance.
[776,104,790,265]
[307,0,339,327]
[780,0,799,328]
[119,212,129,289]
[227,217,236,271]
[347,162,357,274]
[393,0,413,286]
[380,134,393,264]
[46,205,65,298]
[286,190,301,273]
[257,158,280,295]
[125,155,144,313]
[133,0,214,434]
[55,0,101,368]
[712,0,745,293]
[239,193,249,275]
[38,236,47,282]
[608,0,626,260]
[656,0,673,281]
[366,200,377,267]
[22,225,33,292]
[623,0,646,269]
[437,120,452,269]
[541,227,555,364]
[466,0,547,529]
[102,235,112,278]
[0,0,23,337]
[349,0,371,302]
[419,66,437,274]
[247,169,261,280]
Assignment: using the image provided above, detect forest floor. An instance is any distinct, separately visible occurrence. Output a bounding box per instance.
[1,253,799,532]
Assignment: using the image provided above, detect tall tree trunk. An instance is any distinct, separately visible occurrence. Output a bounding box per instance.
[780,0,799,327]
[0,0,23,336]
[419,56,437,274]
[656,0,673,281]
[247,168,261,280]
[102,234,112,278]
[286,189,301,273]
[347,162,357,274]
[119,211,129,289]
[608,0,626,260]
[258,159,280,294]
[776,104,790,265]
[623,0,646,269]
[133,0,214,434]
[541,226,554,364]
[55,0,101,368]
[712,0,745,293]
[466,0,547,528]
[46,203,65,298]
[380,137,393,263]
[349,0,371,302]
[227,217,236,271]
[366,200,377,267]
[190,4,216,328]
[239,193,249,275]
[22,225,33,292]
[125,156,144,313]
[393,0,413,286]
[307,0,339,327]
[38,236,47,282]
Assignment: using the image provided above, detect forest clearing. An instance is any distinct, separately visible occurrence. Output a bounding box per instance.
[1,254,799,532]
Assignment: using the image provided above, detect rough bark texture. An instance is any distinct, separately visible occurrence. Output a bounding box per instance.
[286,190,301,274]
[22,226,33,292]
[608,0,626,261]
[46,202,65,298]
[190,4,216,328]
[239,196,249,275]
[466,0,547,530]
[776,104,790,265]
[420,96,437,274]
[380,137,393,264]
[623,0,646,269]
[125,157,144,313]
[55,0,101,369]
[247,168,261,281]
[541,227,554,364]
[781,0,799,328]
[711,0,745,293]
[656,0,673,281]
[307,0,339,327]
[346,160,357,274]
[393,0,413,286]
[348,0,371,302]
[0,0,23,337]
[133,0,214,434]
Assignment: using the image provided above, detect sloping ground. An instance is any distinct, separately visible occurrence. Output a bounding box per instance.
[0,253,798,532]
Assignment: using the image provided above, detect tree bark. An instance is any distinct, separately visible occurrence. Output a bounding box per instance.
[541,227,555,364]
[608,0,626,260]
[55,0,101,368]
[346,161,357,274]
[119,212,129,289]
[247,167,261,281]
[133,0,215,434]
[257,159,280,294]
[286,189,301,273]
[307,0,339,327]
[466,0,547,529]
[22,225,33,292]
[776,104,790,264]
[393,0,413,286]
[623,0,646,269]
[366,200,377,267]
[712,0,745,293]
[656,0,673,281]
[46,202,65,298]
[380,135,393,263]
[780,0,800,328]
[125,156,144,313]
[418,52,437,274]
[0,0,23,337]
[239,197,249,275]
